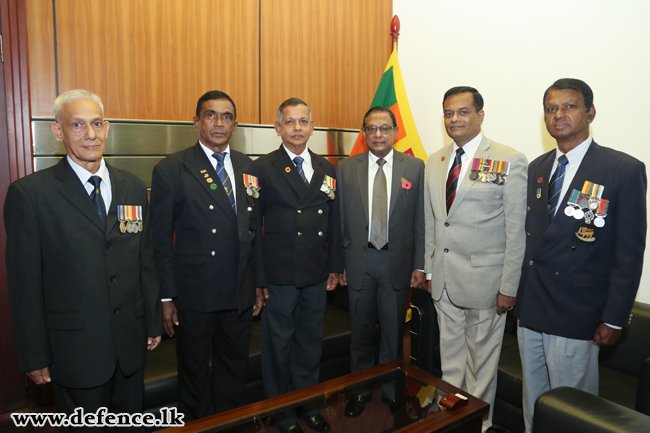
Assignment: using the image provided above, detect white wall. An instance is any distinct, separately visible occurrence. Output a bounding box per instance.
[394,0,650,303]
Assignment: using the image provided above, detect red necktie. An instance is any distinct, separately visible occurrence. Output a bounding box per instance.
[445,148,465,214]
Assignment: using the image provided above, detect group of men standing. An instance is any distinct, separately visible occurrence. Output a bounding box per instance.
[5,77,646,433]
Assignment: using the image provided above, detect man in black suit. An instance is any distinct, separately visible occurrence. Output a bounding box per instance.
[515,78,647,433]
[255,98,343,433]
[5,89,162,427]
[150,91,265,421]
[336,106,425,417]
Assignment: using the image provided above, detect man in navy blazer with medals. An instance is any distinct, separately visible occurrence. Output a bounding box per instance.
[516,78,647,433]
[255,98,343,433]
[5,89,162,426]
[150,91,265,421]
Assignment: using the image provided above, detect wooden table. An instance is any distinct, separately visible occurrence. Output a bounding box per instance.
[160,359,489,433]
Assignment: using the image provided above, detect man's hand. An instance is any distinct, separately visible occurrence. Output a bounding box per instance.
[253,288,265,316]
[147,336,161,351]
[162,301,179,337]
[339,269,348,286]
[496,293,516,315]
[27,367,51,385]
[410,270,425,288]
[326,273,339,291]
[593,323,622,346]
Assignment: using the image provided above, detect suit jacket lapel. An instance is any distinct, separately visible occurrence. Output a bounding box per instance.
[532,150,555,238]
[355,152,370,225]
[106,164,125,234]
[55,158,107,231]
[390,151,406,220]
[270,144,311,197]
[182,142,237,224]
[231,151,249,241]
[438,144,453,214]
[448,137,490,218]
[305,150,326,203]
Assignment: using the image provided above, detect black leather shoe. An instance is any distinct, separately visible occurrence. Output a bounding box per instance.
[301,413,331,432]
[345,394,372,418]
[278,423,304,433]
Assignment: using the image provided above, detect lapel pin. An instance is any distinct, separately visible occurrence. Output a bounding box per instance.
[537,177,543,183]
[207,178,213,183]
[536,188,541,199]
[285,167,291,173]
[441,156,446,162]
[210,184,217,190]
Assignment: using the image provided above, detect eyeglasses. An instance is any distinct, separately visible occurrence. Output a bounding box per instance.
[364,126,393,135]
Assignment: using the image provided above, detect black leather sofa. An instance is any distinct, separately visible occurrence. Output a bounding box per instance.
[409,288,650,433]
[534,387,650,433]
[142,286,358,414]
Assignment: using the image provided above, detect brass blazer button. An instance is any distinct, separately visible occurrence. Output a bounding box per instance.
[529,260,534,265]
[318,209,323,214]
[298,232,302,236]
[209,205,214,210]
[318,231,323,236]
[211,251,216,256]
[212,229,217,234]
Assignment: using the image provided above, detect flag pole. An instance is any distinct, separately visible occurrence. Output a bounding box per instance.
[391,15,400,53]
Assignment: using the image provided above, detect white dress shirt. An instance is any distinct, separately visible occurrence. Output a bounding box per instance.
[67,155,112,213]
[368,149,394,242]
[200,141,237,200]
[283,144,314,182]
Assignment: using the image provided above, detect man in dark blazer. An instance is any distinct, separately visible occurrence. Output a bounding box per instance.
[5,90,162,426]
[150,91,264,421]
[255,98,343,433]
[515,78,647,433]
[336,106,425,417]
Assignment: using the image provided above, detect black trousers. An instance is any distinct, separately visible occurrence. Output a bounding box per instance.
[53,361,143,433]
[175,307,253,421]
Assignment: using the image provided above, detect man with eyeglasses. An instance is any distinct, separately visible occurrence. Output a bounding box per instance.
[423,87,527,432]
[336,106,425,418]
[150,90,265,420]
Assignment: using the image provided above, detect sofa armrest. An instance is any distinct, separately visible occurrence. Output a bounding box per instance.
[636,356,650,416]
[534,387,650,433]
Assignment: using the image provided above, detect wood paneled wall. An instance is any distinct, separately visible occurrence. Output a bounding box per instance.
[260,0,392,128]
[27,0,391,127]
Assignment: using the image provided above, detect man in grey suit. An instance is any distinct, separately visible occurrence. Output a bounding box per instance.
[5,90,162,428]
[424,87,527,432]
[337,106,425,417]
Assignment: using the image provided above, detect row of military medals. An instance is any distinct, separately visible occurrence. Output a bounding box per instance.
[468,158,510,185]
[118,205,143,233]
[564,181,609,228]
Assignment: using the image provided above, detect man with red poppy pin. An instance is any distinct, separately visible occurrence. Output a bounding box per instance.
[424,87,527,432]
[337,106,425,418]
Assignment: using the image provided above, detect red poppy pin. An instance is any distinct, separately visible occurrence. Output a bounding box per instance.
[537,177,543,183]
[441,156,446,162]
[285,167,291,173]
[401,177,412,194]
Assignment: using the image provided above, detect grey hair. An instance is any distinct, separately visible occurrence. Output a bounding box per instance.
[53,89,104,120]
[277,98,311,124]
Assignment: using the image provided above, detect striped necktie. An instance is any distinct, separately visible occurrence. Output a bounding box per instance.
[212,152,236,214]
[88,175,106,222]
[445,148,465,214]
[294,156,308,184]
[548,155,569,223]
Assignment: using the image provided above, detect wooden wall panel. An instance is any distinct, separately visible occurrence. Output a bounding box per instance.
[260,0,392,129]
[26,0,55,117]
[54,0,259,122]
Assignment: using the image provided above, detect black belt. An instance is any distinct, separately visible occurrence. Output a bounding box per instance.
[368,242,388,251]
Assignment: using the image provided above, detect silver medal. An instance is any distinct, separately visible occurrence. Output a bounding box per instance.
[594,217,605,228]
[573,208,585,220]
[564,206,575,217]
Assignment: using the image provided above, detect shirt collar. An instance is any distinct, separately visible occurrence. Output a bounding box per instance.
[368,149,394,167]
[67,155,109,186]
[555,135,593,166]
[452,132,483,156]
[200,140,230,160]
[283,144,311,166]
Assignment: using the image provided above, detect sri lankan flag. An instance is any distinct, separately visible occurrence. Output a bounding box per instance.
[350,48,427,162]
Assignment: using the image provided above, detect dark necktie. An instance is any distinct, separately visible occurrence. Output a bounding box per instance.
[370,158,388,250]
[294,156,309,184]
[88,175,106,222]
[212,152,236,214]
[445,148,465,214]
[548,155,569,223]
